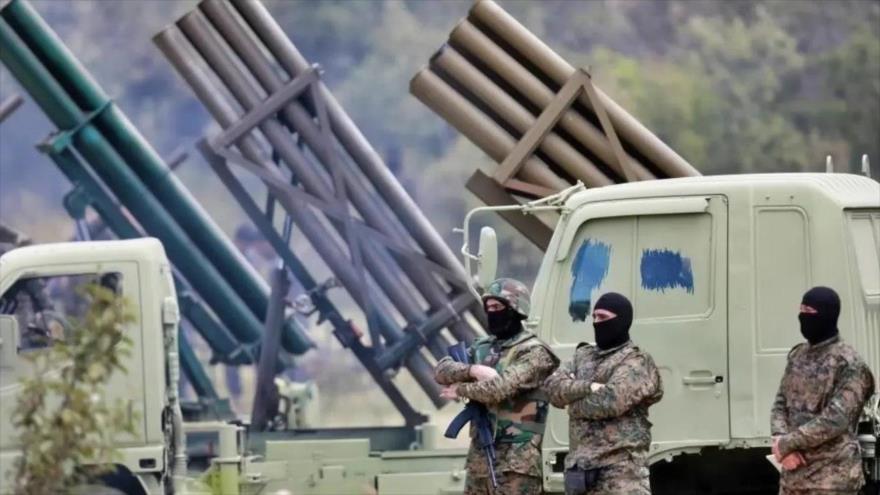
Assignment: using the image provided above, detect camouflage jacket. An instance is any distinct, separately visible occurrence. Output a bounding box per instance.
[544,341,663,470]
[434,330,559,477]
[771,336,875,492]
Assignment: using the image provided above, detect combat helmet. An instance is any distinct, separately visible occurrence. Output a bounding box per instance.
[483,278,531,318]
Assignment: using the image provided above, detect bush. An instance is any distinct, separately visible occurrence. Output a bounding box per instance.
[11,283,138,495]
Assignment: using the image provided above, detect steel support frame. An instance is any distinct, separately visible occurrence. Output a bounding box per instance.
[0,93,22,122]
[198,62,475,425]
[468,68,635,249]
[199,141,428,426]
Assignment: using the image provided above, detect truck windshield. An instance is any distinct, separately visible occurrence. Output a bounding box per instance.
[847,210,880,296]
[0,272,122,351]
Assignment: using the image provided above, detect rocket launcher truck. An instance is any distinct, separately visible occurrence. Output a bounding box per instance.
[2,172,878,494]
[0,0,877,493]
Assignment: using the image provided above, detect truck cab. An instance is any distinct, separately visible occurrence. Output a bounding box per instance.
[0,238,178,494]
[526,173,879,490]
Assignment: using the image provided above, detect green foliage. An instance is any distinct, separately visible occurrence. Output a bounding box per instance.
[810,25,880,166]
[335,1,455,156]
[11,283,137,495]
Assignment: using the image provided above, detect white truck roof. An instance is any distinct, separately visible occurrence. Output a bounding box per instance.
[0,238,167,278]
[566,173,880,209]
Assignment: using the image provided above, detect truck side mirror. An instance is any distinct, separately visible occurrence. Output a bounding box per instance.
[477,227,498,288]
[0,315,20,368]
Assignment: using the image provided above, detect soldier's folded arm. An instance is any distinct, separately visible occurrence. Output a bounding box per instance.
[776,362,875,457]
[434,355,473,385]
[569,354,662,420]
[544,361,591,408]
[456,346,557,405]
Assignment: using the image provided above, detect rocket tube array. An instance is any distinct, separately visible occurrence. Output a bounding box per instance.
[411,0,700,191]
[0,0,313,358]
[155,0,487,405]
[155,26,445,405]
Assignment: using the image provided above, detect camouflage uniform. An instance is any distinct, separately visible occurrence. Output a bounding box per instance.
[435,279,559,495]
[771,336,875,494]
[545,341,663,495]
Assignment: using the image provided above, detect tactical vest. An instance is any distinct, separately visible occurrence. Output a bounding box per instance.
[472,330,554,444]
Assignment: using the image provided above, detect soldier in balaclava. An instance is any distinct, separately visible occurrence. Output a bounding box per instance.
[545,292,664,495]
[771,286,875,495]
[435,278,559,495]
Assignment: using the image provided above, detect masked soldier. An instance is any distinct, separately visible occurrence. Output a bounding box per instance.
[771,286,875,495]
[544,292,663,495]
[435,278,559,495]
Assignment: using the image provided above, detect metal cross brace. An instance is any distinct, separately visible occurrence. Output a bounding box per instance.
[494,67,636,187]
[466,68,637,250]
[198,139,428,425]
[211,145,471,292]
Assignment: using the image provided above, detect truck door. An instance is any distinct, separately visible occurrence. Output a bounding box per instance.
[0,263,146,450]
[544,196,729,458]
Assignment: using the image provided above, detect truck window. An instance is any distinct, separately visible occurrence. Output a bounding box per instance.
[634,213,713,319]
[847,211,880,296]
[755,208,810,352]
[0,272,123,351]
[557,216,635,344]
[553,209,719,344]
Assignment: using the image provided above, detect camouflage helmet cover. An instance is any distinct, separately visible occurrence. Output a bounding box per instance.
[482,278,531,318]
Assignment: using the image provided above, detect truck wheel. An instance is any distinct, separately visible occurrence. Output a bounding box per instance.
[73,466,148,495]
[70,485,127,495]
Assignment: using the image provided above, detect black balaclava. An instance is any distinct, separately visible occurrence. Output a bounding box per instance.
[485,298,524,340]
[593,292,633,350]
[799,286,840,345]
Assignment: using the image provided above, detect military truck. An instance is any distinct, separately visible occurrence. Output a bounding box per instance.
[1,173,878,494]
[508,172,880,493]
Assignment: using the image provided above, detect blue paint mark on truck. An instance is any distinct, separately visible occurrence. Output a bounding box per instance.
[640,249,694,293]
[569,239,611,321]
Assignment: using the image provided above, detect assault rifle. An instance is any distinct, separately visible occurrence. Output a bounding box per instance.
[443,342,498,487]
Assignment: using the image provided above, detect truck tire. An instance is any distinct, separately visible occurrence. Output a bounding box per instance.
[73,466,148,495]
[70,485,127,495]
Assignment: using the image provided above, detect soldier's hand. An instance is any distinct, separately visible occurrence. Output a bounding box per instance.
[589,382,606,393]
[440,385,461,401]
[781,452,806,471]
[469,364,500,382]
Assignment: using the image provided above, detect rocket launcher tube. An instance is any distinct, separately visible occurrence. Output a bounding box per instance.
[0,0,312,355]
[198,0,479,345]
[154,26,444,406]
[468,0,699,178]
[173,10,454,360]
[232,0,475,290]
[0,12,286,358]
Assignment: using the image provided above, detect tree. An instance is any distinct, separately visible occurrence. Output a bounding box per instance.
[12,283,137,495]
